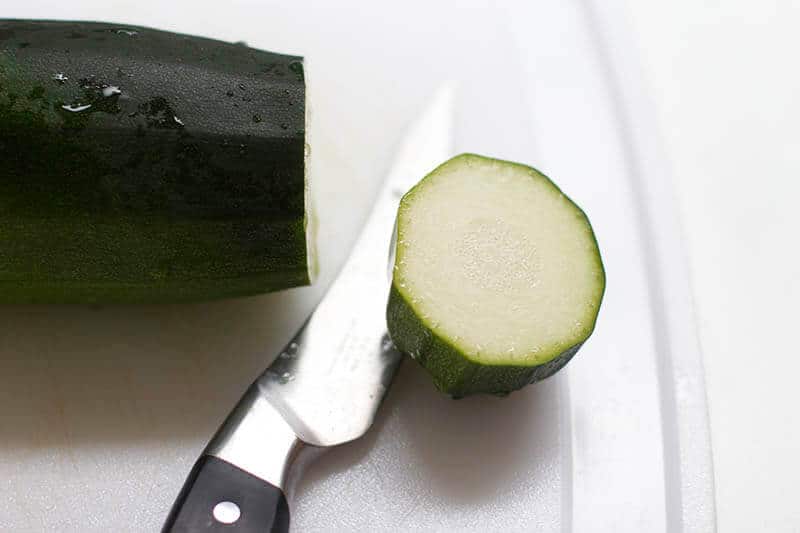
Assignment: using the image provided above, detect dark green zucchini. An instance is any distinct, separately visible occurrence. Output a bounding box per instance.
[0,20,310,303]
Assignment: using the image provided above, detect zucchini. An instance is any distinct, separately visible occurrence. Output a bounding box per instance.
[0,20,310,303]
[386,154,605,397]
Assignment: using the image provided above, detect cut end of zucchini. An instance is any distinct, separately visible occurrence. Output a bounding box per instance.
[304,57,318,284]
[387,154,605,396]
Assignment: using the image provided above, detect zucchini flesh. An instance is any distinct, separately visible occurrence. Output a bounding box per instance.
[0,20,310,303]
[387,154,605,396]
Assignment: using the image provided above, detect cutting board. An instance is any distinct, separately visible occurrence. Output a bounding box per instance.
[0,1,715,531]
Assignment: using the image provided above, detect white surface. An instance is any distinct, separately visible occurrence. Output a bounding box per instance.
[0,1,713,532]
[623,2,800,531]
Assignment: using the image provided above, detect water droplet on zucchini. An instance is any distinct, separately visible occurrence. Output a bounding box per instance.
[61,103,92,112]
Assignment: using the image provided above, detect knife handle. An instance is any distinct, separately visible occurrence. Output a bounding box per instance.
[163,384,302,533]
[162,455,289,533]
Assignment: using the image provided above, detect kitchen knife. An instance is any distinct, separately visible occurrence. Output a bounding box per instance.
[163,85,455,533]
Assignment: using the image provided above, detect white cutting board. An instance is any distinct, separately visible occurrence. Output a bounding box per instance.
[0,1,715,531]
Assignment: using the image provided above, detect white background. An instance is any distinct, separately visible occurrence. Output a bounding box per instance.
[624,1,800,531]
[1,1,796,531]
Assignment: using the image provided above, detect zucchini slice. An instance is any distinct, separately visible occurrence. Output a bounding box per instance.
[0,20,310,303]
[387,154,605,396]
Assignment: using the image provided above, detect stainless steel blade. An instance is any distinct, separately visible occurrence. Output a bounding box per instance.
[255,85,456,447]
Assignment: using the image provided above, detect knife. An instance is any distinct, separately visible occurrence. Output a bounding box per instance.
[162,85,455,533]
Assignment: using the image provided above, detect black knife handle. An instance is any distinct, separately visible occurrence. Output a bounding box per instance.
[162,455,289,533]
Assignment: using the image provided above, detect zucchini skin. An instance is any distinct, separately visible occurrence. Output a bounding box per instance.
[0,20,308,303]
[386,285,581,397]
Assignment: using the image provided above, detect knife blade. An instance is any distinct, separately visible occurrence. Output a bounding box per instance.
[163,85,455,533]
